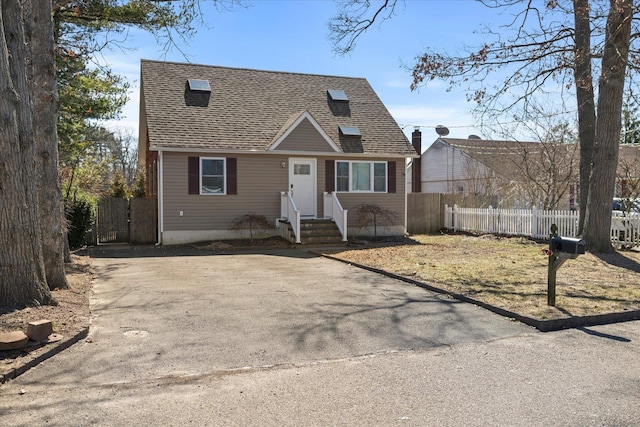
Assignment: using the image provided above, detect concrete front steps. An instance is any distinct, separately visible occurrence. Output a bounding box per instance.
[281,219,346,245]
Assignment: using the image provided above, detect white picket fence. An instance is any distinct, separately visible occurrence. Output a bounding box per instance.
[444,204,640,248]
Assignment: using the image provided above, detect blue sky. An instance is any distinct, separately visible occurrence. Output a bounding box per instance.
[102,0,500,150]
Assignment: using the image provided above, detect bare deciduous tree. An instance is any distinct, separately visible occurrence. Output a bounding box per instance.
[330,0,635,251]
[230,213,276,243]
[617,146,640,208]
[513,121,579,210]
[459,155,504,208]
[352,204,398,239]
[448,133,578,210]
[514,141,578,210]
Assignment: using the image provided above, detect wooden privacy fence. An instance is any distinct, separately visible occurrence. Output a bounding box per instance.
[97,198,128,243]
[96,197,157,244]
[407,193,461,234]
[129,198,157,243]
[407,193,442,234]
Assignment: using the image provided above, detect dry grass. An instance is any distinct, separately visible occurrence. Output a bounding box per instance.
[325,234,640,320]
[1,255,92,378]
[0,255,92,335]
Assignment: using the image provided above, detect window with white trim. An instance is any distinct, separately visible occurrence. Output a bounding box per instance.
[335,161,387,193]
[201,157,226,194]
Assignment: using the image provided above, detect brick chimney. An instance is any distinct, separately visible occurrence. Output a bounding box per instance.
[411,129,422,193]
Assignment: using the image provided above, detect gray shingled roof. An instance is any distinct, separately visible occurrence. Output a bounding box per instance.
[140,60,415,156]
[619,145,640,168]
[437,137,579,182]
[443,138,640,182]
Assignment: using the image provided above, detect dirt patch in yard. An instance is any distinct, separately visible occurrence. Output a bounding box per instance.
[324,233,640,320]
[1,254,92,379]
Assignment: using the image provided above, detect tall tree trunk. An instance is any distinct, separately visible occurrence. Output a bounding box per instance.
[583,0,633,252]
[0,0,53,306]
[30,0,68,289]
[573,0,596,235]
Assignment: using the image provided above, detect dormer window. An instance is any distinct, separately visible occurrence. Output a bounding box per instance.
[339,125,361,137]
[328,89,349,102]
[188,79,211,92]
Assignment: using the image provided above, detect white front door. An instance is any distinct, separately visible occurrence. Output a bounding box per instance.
[289,158,316,217]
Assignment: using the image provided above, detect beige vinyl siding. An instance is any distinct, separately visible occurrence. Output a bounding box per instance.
[162,152,406,234]
[163,152,288,231]
[274,118,336,152]
[339,193,405,229]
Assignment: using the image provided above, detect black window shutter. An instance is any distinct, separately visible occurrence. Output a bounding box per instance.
[388,161,396,193]
[227,158,237,195]
[188,157,200,194]
[325,160,335,192]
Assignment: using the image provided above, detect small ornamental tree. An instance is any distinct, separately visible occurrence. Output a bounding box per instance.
[352,204,398,239]
[230,213,275,243]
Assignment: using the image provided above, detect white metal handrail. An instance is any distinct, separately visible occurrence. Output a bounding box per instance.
[280,191,301,243]
[323,192,348,241]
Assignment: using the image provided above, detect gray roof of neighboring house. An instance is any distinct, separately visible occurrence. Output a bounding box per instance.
[444,138,640,175]
[434,137,580,181]
[618,144,640,173]
[140,60,416,157]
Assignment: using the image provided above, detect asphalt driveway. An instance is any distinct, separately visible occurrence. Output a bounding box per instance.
[31,247,530,386]
[4,247,640,426]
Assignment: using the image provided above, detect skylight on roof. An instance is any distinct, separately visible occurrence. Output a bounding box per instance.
[339,126,361,137]
[328,89,349,102]
[188,79,211,92]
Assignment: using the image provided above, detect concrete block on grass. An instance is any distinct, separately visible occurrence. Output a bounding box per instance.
[26,320,53,342]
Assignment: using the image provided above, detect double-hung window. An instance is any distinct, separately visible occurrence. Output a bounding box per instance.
[200,157,226,194]
[188,156,237,195]
[335,161,388,193]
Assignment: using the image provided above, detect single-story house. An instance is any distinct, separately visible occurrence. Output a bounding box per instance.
[408,136,580,210]
[138,60,418,245]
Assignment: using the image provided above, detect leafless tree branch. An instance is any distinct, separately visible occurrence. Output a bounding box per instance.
[329,0,400,55]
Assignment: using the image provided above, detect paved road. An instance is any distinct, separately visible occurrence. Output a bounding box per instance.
[1,248,638,426]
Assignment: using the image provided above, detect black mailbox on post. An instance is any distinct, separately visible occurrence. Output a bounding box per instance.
[546,225,587,307]
[551,236,586,259]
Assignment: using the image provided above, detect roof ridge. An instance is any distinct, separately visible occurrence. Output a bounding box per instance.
[441,137,543,145]
[140,59,367,81]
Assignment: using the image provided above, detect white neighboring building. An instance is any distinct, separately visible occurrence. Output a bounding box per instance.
[408,135,580,210]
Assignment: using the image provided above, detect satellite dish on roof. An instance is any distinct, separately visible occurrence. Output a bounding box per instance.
[468,134,481,140]
[435,125,449,136]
